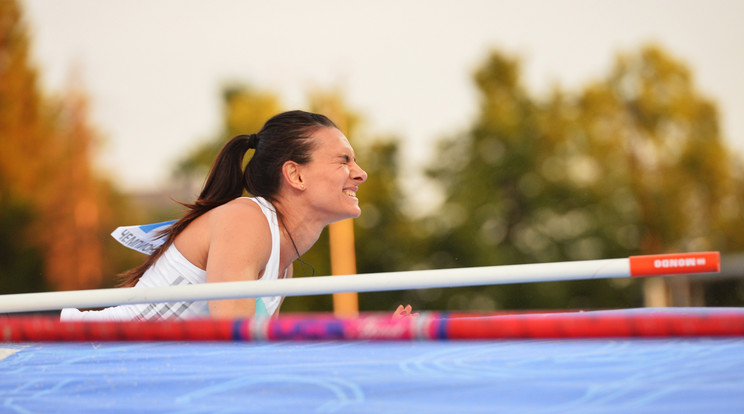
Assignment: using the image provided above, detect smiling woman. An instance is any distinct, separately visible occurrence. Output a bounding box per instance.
[60,110,368,321]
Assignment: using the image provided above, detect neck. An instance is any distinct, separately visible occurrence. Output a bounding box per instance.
[271,197,325,267]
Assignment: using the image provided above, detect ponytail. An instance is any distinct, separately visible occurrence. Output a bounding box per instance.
[198,134,256,204]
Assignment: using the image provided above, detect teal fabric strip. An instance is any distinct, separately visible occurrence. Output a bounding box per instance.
[255,298,269,317]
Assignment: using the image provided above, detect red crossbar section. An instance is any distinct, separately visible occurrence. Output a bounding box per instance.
[0,318,238,342]
[629,251,720,277]
[2,310,744,342]
[444,312,744,339]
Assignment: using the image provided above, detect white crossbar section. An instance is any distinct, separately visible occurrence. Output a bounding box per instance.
[1,258,631,313]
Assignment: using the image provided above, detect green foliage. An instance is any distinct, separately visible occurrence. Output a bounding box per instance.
[420,46,744,310]
[580,46,739,254]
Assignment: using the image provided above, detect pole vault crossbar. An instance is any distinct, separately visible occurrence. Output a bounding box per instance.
[0,252,720,314]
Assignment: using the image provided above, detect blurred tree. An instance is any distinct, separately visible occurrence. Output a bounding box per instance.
[0,0,47,293]
[423,47,744,311]
[576,46,744,305]
[423,51,618,310]
[32,88,104,291]
[0,0,142,294]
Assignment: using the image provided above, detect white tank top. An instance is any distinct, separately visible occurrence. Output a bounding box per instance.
[60,197,284,321]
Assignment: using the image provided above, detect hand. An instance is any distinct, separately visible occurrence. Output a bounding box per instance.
[392,304,419,320]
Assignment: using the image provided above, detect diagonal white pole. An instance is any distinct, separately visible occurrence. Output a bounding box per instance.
[0,252,720,313]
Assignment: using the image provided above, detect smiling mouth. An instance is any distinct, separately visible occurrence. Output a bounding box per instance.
[343,190,357,198]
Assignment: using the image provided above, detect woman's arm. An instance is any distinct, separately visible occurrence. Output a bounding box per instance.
[204,199,273,318]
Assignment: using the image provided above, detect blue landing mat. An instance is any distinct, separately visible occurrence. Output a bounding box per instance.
[2,337,744,413]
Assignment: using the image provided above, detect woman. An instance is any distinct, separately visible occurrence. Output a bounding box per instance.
[61,110,371,320]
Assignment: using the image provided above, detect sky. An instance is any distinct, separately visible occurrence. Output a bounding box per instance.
[21,0,744,193]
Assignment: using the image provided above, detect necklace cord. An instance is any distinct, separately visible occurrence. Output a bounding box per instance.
[280,219,316,277]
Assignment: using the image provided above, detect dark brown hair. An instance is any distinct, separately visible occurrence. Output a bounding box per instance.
[118,110,338,287]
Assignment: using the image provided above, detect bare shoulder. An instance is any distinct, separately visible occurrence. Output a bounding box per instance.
[213,197,265,217]
[175,198,271,271]
[204,198,273,283]
[209,198,270,236]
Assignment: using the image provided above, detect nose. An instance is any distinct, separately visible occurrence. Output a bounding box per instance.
[352,162,368,183]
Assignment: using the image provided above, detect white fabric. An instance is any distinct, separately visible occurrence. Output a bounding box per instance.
[110,220,175,255]
[60,197,284,321]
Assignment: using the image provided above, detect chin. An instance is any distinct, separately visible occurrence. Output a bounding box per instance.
[334,208,361,222]
[345,199,362,218]
[343,208,362,220]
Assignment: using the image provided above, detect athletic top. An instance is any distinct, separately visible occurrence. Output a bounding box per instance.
[60,197,285,321]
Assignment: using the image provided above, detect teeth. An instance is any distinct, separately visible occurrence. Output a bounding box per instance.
[344,190,357,197]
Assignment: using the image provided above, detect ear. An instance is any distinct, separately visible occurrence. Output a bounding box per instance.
[281,160,305,190]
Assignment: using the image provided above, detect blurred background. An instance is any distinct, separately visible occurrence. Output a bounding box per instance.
[2,0,743,312]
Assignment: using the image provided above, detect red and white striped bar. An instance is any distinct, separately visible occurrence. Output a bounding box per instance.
[0,252,721,314]
[2,308,743,342]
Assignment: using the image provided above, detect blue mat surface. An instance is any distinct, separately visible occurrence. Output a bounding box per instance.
[2,336,744,413]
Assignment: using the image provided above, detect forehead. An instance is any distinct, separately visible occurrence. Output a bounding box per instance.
[310,127,354,155]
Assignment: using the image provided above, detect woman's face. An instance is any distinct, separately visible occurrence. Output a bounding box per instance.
[301,127,368,223]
